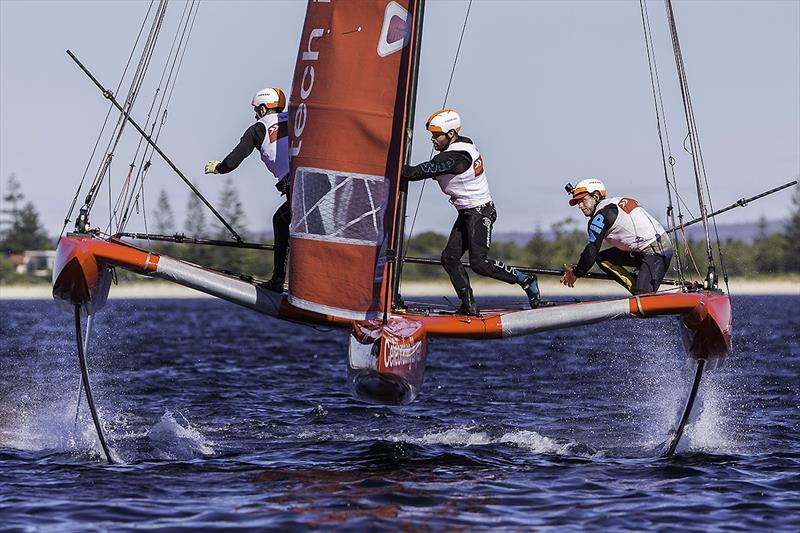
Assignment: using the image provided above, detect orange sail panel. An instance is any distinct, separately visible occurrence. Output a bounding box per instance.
[287,0,417,320]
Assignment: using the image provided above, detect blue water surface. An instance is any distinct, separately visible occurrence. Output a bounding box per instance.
[1,295,798,530]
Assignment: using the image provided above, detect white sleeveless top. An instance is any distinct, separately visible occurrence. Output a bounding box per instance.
[257,112,289,180]
[597,196,667,252]
[435,141,492,210]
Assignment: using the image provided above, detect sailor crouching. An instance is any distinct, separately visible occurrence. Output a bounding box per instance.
[561,178,673,295]
[401,109,540,316]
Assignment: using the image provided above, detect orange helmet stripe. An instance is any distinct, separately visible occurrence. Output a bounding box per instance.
[265,88,286,109]
[426,108,459,133]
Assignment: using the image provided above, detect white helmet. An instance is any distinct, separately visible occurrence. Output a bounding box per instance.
[568,178,607,205]
[251,87,286,111]
[426,109,461,134]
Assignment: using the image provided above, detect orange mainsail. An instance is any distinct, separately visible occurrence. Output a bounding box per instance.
[287,0,420,320]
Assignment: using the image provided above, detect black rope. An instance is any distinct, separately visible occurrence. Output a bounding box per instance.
[400,255,688,286]
[116,232,274,251]
[138,1,201,237]
[639,0,709,281]
[99,0,167,216]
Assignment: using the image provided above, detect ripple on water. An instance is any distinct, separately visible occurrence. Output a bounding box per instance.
[1,296,798,530]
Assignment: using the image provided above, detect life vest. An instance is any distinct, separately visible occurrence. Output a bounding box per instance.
[596,196,668,252]
[435,140,492,210]
[257,112,289,180]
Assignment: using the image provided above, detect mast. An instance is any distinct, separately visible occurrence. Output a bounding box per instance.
[665,0,717,288]
[387,0,426,314]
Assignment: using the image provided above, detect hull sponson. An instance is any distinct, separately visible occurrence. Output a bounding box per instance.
[153,256,282,317]
[500,299,632,338]
[151,256,351,328]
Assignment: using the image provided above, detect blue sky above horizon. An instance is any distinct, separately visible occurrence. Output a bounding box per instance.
[1,0,798,238]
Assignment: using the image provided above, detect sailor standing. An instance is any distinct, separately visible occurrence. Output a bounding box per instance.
[401,109,540,315]
[561,178,673,294]
[205,87,290,292]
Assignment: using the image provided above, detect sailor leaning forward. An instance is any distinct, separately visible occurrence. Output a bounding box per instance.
[561,178,673,294]
[205,87,290,292]
[401,109,541,316]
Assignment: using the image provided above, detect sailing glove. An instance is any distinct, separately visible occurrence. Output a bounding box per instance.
[205,160,220,174]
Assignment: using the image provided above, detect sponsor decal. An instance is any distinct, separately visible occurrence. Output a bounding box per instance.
[290,3,329,159]
[588,213,605,243]
[383,339,423,367]
[473,156,484,176]
[618,197,639,214]
[377,1,410,57]
[483,217,492,247]
[494,260,515,275]
[268,123,280,143]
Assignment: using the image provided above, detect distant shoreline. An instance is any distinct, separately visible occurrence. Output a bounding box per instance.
[2,277,797,300]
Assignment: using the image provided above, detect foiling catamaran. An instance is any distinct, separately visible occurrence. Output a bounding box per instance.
[52,0,795,463]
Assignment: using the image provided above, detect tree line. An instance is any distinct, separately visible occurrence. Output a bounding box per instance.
[1,172,798,284]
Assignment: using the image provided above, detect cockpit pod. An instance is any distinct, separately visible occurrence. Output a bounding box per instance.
[348,316,428,405]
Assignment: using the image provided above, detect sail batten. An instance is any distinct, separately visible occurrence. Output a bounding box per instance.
[287,0,418,320]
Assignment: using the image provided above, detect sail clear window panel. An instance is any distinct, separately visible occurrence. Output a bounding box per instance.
[291,167,389,246]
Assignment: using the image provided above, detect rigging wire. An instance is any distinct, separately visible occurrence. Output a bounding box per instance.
[59,0,157,239]
[66,0,241,242]
[135,0,201,238]
[664,0,729,293]
[116,0,201,235]
[406,0,473,243]
[115,0,196,231]
[83,0,170,221]
[639,0,702,281]
[96,0,168,216]
[67,49,243,241]
[638,0,687,286]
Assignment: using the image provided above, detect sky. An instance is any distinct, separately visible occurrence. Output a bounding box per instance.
[1,0,798,239]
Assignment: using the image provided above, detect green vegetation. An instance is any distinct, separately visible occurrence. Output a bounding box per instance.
[1,174,54,284]
[399,187,799,281]
[1,174,51,253]
[114,181,275,283]
[1,170,798,285]
[403,209,798,281]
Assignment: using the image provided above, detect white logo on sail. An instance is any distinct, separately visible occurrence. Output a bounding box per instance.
[377,1,410,57]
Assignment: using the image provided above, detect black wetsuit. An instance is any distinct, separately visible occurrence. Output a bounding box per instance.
[401,137,520,295]
[575,203,672,294]
[217,121,290,281]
